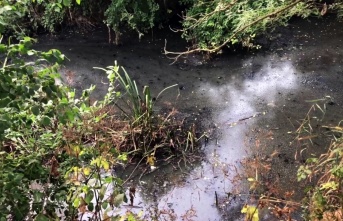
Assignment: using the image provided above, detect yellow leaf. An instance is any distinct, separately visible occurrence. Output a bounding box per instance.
[147,155,156,166]
[83,167,91,176]
[241,205,248,213]
[320,181,338,190]
[91,157,100,167]
[241,205,259,221]
[71,145,81,156]
[137,210,144,218]
[101,160,110,170]
[247,178,255,182]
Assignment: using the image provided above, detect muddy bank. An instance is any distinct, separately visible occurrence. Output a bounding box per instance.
[34,15,343,220]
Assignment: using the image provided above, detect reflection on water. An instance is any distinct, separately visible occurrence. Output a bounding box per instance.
[132,59,299,220]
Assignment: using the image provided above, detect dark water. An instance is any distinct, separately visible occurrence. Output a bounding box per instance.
[35,16,343,220]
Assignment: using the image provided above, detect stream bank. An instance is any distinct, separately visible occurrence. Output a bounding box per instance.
[34,15,343,221]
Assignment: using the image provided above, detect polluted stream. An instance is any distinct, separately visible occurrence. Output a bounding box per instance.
[35,16,343,220]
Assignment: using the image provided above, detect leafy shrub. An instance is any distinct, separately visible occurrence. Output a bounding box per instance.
[0,36,127,220]
[104,0,159,43]
[0,34,198,220]
[180,0,315,52]
[0,1,30,37]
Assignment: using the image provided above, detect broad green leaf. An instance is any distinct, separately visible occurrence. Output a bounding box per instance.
[65,110,75,122]
[104,176,113,183]
[85,190,94,204]
[31,105,40,115]
[73,197,81,207]
[33,191,43,203]
[102,201,109,210]
[63,0,71,7]
[76,0,81,5]
[41,116,51,126]
[99,185,106,200]
[87,202,94,211]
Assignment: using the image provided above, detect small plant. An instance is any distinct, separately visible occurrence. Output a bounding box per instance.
[95,62,198,159]
[297,117,343,220]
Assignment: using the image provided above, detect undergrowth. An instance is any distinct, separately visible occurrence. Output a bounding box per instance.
[0,35,199,220]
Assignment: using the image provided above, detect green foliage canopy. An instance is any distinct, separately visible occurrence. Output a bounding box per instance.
[178,0,315,53]
[2,0,343,52]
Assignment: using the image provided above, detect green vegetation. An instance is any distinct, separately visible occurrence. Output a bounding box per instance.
[2,1,343,53]
[0,36,197,220]
[176,0,313,53]
[104,0,159,44]
[0,36,126,220]
[1,1,343,220]
[0,3,199,219]
[295,102,342,221]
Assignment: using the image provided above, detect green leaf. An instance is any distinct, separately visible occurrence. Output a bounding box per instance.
[0,97,11,108]
[73,197,81,207]
[0,44,6,53]
[85,190,94,204]
[35,214,49,221]
[31,105,40,116]
[40,116,51,126]
[102,201,108,210]
[63,0,71,7]
[87,202,94,211]
[104,176,113,183]
[114,193,124,207]
[66,110,75,122]
[33,191,43,203]
[76,0,81,5]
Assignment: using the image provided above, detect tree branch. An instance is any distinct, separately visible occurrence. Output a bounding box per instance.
[164,0,305,64]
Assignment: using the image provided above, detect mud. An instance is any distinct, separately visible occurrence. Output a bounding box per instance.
[34,15,343,220]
